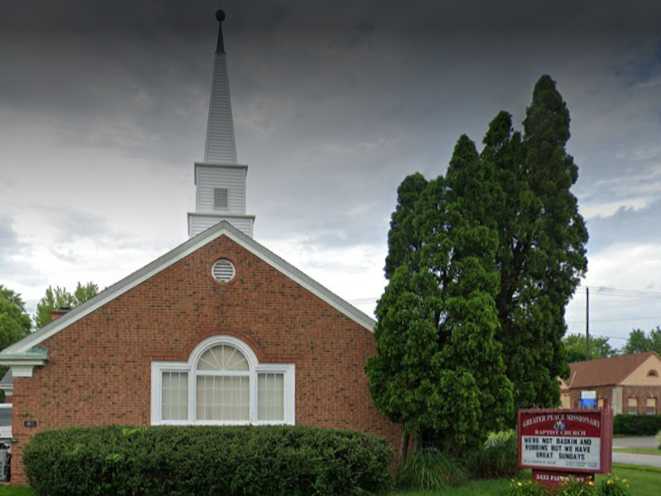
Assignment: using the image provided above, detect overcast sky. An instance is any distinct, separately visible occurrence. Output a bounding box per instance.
[2,0,661,349]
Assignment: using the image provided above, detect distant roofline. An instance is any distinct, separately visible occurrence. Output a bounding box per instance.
[569,351,658,367]
[564,351,659,389]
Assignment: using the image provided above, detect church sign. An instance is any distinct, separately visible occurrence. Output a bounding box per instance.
[517,408,612,486]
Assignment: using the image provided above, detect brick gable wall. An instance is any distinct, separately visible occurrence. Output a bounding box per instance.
[10,235,400,484]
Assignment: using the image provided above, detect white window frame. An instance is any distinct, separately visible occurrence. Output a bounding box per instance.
[151,336,295,426]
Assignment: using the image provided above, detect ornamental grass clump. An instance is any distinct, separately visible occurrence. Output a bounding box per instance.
[396,448,467,491]
[468,430,519,479]
[23,425,392,496]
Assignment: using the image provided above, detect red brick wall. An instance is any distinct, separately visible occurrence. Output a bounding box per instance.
[10,235,400,484]
[565,386,661,415]
[621,386,661,415]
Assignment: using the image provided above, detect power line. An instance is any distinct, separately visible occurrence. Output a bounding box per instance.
[567,316,661,323]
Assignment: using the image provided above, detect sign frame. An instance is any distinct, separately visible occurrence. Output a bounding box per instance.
[517,408,612,476]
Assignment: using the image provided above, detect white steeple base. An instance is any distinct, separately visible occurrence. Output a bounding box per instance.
[188,212,255,238]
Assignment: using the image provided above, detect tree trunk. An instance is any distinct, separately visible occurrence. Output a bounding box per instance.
[400,430,411,461]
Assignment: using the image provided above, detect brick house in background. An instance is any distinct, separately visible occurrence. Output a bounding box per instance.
[560,352,661,415]
[0,12,400,484]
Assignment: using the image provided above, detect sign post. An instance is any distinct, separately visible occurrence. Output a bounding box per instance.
[517,408,612,488]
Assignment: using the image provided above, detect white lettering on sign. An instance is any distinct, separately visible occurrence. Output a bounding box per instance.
[521,436,601,470]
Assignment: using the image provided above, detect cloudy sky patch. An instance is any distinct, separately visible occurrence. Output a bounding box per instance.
[2,1,661,347]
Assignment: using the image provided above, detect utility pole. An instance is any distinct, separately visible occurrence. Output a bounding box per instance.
[585,286,590,359]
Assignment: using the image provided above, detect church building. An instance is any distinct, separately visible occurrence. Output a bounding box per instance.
[0,11,399,484]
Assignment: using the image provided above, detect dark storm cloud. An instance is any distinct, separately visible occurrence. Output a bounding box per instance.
[3,0,661,327]
[3,1,660,34]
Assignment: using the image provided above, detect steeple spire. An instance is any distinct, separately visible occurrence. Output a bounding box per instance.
[204,9,238,164]
[188,10,255,239]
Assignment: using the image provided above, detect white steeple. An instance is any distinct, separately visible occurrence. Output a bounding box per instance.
[187,10,255,238]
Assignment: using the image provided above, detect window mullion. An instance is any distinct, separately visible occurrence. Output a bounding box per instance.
[250,368,257,423]
[189,369,196,422]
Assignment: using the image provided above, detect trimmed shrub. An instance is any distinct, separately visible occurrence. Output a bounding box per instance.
[24,425,392,496]
[396,448,467,490]
[468,430,519,479]
[613,414,661,435]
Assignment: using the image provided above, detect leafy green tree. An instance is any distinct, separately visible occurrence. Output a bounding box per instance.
[624,327,661,354]
[0,285,31,351]
[563,333,616,362]
[367,137,513,458]
[73,282,99,306]
[34,282,99,328]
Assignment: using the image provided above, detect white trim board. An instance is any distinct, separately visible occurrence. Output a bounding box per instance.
[1,221,375,356]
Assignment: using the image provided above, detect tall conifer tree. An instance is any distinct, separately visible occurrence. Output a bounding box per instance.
[367,137,513,457]
[489,76,588,410]
[368,75,588,447]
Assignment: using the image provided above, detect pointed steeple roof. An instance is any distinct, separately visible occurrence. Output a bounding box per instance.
[204,9,238,164]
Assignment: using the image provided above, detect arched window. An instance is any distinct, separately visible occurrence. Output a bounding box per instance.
[151,336,295,425]
[647,369,659,378]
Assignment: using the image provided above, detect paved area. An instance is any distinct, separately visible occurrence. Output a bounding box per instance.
[613,436,658,449]
[612,436,660,468]
[612,451,661,468]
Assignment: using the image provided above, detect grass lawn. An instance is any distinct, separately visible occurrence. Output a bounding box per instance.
[0,487,33,496]
[0,465,659,496]
[614,447,661,456]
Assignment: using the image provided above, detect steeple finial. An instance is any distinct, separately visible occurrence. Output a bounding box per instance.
[215,9,226,54]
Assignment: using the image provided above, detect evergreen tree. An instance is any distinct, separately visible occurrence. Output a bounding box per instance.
[34,282,99,328]
[0,285,31,351]
[384,173,428,279]
[502,75,587,409]
[367,137,513,457]
[369,75,588,445]
[477,77,587,411]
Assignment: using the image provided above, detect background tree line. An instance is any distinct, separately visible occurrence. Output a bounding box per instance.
[0,282,98,355]
[563,327,661,362]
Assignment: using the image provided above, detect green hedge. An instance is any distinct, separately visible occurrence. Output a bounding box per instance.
[24,425,392,496]
[613,414,661,436]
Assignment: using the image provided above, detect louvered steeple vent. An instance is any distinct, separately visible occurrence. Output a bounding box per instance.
[187,10,255,238]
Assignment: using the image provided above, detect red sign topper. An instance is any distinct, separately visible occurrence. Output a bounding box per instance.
[517,408,612,486]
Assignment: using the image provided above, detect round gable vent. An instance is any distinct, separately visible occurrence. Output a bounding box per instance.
[212,259,236,283]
